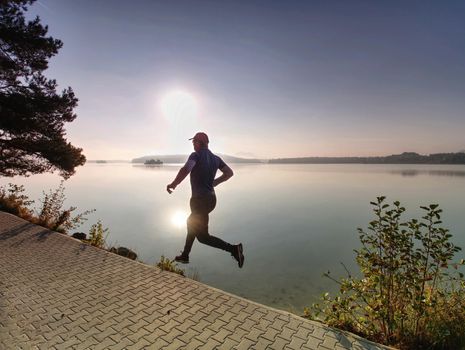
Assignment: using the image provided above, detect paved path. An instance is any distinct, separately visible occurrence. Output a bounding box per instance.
[0,212,389,350]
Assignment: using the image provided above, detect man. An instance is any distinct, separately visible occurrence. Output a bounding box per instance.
[166,132,244,268]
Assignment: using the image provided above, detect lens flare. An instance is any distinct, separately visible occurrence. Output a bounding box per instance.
[171,210,189,228]
[160,90,198,123]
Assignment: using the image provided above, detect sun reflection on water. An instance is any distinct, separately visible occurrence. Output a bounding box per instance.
[171,210,189,229]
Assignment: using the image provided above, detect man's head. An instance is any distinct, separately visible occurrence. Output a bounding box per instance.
[189,132,209,151]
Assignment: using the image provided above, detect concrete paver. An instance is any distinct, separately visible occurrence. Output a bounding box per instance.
[0,212,390,349]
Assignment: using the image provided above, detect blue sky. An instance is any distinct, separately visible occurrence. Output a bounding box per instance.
[30,0,465,159]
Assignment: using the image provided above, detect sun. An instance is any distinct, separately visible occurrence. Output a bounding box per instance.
[171,210,189,229]
[160,90,198,123]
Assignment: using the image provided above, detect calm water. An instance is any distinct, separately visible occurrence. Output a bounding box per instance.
[3,163,465,314]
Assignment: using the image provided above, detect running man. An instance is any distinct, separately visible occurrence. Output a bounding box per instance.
[166,132,244,268]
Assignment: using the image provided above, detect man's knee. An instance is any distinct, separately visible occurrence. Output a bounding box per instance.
[196,232,210,244]
[187,215,200,231]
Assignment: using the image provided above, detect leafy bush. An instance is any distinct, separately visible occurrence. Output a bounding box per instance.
[306,197,465,349]
[0,183,35,220]
[35,181,94,233]
[88,220,108,248]
[0,182,94,234]
[156,256,185,276]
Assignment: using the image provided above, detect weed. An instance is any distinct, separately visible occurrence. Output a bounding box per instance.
[35,181,94,233]
[0,183,34,220]
[156,255,185,276]
[88,220,108,248]
[306,197,465,349]
[0,182,94,234]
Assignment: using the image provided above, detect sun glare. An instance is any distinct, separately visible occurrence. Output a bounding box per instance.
[160,90,198,123]
[171,210,189,229]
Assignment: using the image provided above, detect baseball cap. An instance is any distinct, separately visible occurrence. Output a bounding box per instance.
[189,132,209,144]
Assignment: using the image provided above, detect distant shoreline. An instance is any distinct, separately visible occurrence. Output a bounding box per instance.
[90,151,465,165]
[269,152,465,165]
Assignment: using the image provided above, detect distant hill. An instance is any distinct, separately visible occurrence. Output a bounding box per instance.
[269,152,465,165]
[96,152,465,165]
[132,154,263,164]
[88,160,130,163]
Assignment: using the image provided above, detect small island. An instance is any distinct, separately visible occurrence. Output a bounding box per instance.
[144,159,163,165]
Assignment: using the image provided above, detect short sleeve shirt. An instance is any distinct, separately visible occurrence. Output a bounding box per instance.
[188,149,226,197]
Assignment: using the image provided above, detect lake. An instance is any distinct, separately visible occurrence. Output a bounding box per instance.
[2,163,465,314]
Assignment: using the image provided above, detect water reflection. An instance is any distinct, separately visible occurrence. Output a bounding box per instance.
[132,164,181,171]
[2,163,465,313]
[391,169,465,177]
[171,210,189,228]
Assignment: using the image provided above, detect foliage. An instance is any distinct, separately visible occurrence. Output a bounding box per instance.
[35,181,94,233]
[0,182,94,234]
[0,0,85,178]
[0,182,34,219]
[156,255,185,277]
[88,220,108,248]
[306,197,465,349]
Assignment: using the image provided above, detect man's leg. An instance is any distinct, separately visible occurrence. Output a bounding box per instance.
[175,198,201,263]
[196,221,244,268]
[196,231,234,252]
[200,194,244,267]
[181,212,199,256]
[178,194,244,267]
[178,195,216,258]
[195,194,234,252]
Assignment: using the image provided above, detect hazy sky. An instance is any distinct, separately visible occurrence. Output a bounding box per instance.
[30,0,465,159]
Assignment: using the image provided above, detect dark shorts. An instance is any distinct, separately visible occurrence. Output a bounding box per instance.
[187,193,216,236]
[183,193,231,254]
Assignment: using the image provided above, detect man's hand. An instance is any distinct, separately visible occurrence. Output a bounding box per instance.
[166,165,191,194]
[166,183,176,194]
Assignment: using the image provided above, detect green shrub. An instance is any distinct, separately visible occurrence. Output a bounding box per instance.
[35,181,94,233]
[156,256,185,276]
[0,183,35,220]
[0,182,94,234]
[306,197,465,349]
[88,220,108,248]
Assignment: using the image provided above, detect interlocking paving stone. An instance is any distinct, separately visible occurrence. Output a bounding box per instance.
[0,212,392,349]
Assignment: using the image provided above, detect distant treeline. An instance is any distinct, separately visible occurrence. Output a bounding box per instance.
[269,152,465,164]
[132,154,263,164]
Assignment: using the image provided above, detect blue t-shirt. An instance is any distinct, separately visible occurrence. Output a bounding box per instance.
[188,149,226,197]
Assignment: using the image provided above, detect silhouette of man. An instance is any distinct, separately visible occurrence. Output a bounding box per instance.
[166,132,244,268]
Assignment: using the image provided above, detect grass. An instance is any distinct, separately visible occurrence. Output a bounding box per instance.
[156,255,185,276]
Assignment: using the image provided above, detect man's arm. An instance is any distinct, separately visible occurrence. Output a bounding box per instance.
[166,160,196,194]
[213,165,234,187]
